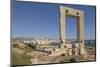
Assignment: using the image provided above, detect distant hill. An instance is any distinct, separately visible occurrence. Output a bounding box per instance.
[12,37,35,41]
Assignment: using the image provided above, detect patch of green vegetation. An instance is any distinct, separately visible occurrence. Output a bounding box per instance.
[27,43,37,49]
[69,57,77,63]
[60,57,77,63]
[12,43,20,48]
[12,50,32,65]
[21,45,34,52]
[60,53,66,56]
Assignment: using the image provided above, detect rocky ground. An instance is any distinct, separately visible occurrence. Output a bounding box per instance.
[12,43,96,65]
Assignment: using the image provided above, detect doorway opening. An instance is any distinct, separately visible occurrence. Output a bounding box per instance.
[66,16,77,43]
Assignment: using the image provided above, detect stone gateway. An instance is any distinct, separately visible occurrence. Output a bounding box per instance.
[59,5,87,56]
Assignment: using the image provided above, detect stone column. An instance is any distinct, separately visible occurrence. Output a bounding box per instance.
[74,48,78,56]
[68,48,72,55]
[79,43,86,56]
[77,13,84,44]
[60,6,66,48]
[74,43,79,55]
[77,13,86,56]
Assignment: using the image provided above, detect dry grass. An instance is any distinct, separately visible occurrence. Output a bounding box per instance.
[12,48,32,65]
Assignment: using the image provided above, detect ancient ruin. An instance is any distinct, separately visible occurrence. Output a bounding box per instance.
[59,5,86,56]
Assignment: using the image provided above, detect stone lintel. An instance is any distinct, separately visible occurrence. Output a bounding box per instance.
[60,5,84,17]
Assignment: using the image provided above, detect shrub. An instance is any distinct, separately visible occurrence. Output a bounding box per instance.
[12,43,19,48]
[60,57,77,63]
[69,57,77,63]
[27,43,37,49]
[60,53,65,56]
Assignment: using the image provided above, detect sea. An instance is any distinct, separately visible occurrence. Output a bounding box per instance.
[85,40,96,47]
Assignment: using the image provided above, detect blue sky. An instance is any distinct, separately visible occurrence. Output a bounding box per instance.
[12,1,96,40]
